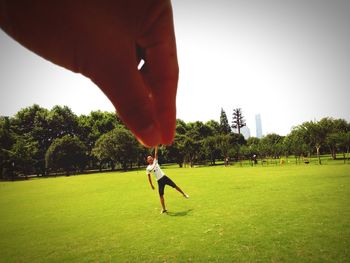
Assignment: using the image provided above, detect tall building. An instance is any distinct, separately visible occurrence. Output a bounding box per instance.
[255,114,262,138]
[240,126,251,140]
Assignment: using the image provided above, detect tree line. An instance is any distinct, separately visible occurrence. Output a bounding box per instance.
[0,105,349,179]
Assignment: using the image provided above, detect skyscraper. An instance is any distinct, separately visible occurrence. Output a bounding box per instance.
[255,114,262,138]
[240,126,251,140]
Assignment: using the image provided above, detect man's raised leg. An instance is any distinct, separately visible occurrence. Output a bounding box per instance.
[160,195,167,213]
[175,186,189,198]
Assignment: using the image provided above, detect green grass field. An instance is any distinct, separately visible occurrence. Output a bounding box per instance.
[0,164,349,262]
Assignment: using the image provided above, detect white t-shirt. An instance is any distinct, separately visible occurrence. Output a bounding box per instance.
[146,159,165,181]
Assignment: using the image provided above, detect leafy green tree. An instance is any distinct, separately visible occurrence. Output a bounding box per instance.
[321,118,349,159]
[205,120,221,135]
[335,132,350,163]
[48,106,79,139]
[30,109,51,175]
[162,134,186,167]
[11,105,50,175]
[175,119,188,135]
[238,145,251,163]
[286,128,310,164]
[182,123,201,163]
[182,136,201,167]
[325,133,340,160]
[92,127,138,171]
[247,137,259,149]
[78,111,123,170]
[282,136,292,160]
[219,108,231,134]
[260,134,284,160]
[78,111,122,150]
[186,122,205,141]
[187,121,215,162]
[247,137,260,161]
[217,134,231,162]
[300,121,327,164]
[11,104,45,135]
[11,137,38,178]
[195,121,214,138]
[230,133,246,146]
[214,133,246,163]
[257,141,269,163]
[135,144,149,168]
[203,136,220,165]
[12,105,81,175]
[46,135,87,175]
[247,137,260,146]
[229,133,246,161]
[0,117,15,179]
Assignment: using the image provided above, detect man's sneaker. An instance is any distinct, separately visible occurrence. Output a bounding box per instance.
[160,209,168,214]
[184,194,190,199]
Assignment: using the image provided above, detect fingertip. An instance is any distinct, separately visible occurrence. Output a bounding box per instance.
[160,130,175,145]
[133,122,162,148]
[159,110,176,145]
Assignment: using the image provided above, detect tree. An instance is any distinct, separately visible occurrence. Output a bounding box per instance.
[187,121,213,139]
[232,108,246,134]
[182,136,201,167]
[48,105,79,139]
[162,134,186,167]
[282,136,292,160]
[11,105,50,175]
[247,137,260,146]
[325,133,340,160]
[217,134,231,162]
[46,135,87,175]
[78,111,123,151]
[78,111,123,170]
[11,104,46,135]
[300,121,327,164]
[92,127,138,171]
[260,133,284,160]
[0,117,15,179]
[219,108,231,134]
[135,144,149,169]
[336,132,350,163]
[321,118,348,159]
[238,145,251,164]
[203,136,220,165]
[247,137,260,160]
[285,128,309,164]
[175,119,188,135]
[206,120,221,135]
[11,137,38,178]
[230,133,246,146]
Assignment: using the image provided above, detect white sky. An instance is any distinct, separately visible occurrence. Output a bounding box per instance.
[1,0,349,137]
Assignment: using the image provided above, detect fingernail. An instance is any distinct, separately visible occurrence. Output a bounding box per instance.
[135,123,161,147]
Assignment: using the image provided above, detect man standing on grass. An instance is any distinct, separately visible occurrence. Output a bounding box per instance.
[146,146,189,214]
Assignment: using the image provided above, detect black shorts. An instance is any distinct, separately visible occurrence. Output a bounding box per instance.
[157,175,177,196]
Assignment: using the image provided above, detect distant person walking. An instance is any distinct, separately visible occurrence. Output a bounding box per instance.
[146,146,189,214]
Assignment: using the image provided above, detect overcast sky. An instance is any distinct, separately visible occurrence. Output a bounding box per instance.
[1,0,349,136]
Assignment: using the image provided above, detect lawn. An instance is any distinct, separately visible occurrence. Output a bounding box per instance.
[0,164,349,262]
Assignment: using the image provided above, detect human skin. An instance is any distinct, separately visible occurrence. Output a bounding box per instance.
[0,0,179,147]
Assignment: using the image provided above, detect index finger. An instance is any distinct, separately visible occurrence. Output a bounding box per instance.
[137,0,179,145]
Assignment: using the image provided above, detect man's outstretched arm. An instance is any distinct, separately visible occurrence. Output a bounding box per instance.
[147,173,155,190]
[154,146,158,160]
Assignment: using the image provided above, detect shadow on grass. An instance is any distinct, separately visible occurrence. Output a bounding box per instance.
[166,209,194,217]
